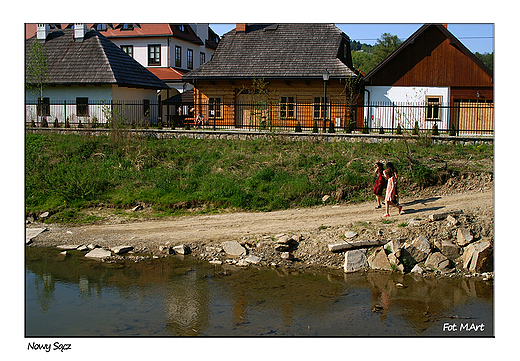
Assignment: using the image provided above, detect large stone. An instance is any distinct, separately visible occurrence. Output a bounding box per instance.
[367,247,393,271]
[388,253,404,273]
[173,244,191,255]
[456,227,474,247]
[328,239,385,252]
[343,249,368,273]
[111,245,133,255]
[245,255,262,264]
[57,244,81,250]
[461,241,493,272]
[85,248,112,259]
[437,239,461,260]
[222,241,246,256]
[403,236,432,263]
[25,227,47,244]
[345,231,358,239]
[424,252,452,273]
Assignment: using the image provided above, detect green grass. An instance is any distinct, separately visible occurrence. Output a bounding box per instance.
[25,133,493,223]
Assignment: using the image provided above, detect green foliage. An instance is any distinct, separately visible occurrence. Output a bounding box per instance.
[328,120,335,133]
[312,120,319,133]
[295,122,302,132]
[412,121,420,135]
[379,126,384,134]
[432,122,439,136]
[351,33,402,73]
[449,123,457,136]
[474,51,493,72]
[362,119,369,134]
[396,123,402,135]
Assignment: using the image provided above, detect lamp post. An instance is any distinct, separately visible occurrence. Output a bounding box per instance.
[322,69,330,132]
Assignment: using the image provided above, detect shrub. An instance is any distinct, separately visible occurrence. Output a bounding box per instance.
[396,123,402,135]
[91,116,98,129]
[295,122,302,132]
[328,120,335,133]
[41,117,48,128]
[53,117,59,128]
[65,117,70,128]
[432,122,439,136]
[412,121,419,135]
[379,126,384,134]
[362,119,369,134]
[312,120,318,133]
[449,123,457,136]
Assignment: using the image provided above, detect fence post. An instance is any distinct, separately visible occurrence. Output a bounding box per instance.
[64,100,66,125]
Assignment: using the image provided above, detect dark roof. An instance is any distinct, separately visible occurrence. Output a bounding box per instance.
[183,23,356,81]
[25,28,169,89]
[363,24,493,82]
[163,89,194,104]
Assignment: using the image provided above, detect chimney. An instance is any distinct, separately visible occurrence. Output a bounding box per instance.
[36,24,49,42]
[74,23,86,42]
[236,23,246,32]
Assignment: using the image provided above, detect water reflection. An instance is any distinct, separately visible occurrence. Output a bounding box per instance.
[25,247,493,336]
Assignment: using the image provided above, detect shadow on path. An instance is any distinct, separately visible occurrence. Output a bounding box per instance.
[402,206,445,215]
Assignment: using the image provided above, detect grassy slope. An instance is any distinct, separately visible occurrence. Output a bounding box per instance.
[25,133,493,223]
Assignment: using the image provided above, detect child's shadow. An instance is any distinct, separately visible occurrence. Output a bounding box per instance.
[401,197,443,215]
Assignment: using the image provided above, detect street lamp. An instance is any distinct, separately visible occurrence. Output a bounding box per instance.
[322,69,330,132]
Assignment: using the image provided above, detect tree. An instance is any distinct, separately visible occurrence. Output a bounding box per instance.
[474,52,494,73]
[26,39,49,125]
[368,33,402,70]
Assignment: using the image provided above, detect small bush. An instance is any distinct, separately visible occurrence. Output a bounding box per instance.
[53,117,59,128]
[412,121,419,135]
[328,120,335,133]
[431,122,439,136]
[295,122,302,132]
[449,123,457,136]
[379,126,384,134]
[41,117,48,128]
[312,120,318,133]
[396,124,402,135]
[91,116,98,129]
[362,120,369,134]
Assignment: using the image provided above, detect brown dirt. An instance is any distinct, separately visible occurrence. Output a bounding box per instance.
[27,182,493,271]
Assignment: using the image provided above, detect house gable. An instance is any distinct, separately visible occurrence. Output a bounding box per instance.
[363,24,493,88]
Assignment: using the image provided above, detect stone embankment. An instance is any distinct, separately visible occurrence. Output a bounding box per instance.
[26,206,494,280]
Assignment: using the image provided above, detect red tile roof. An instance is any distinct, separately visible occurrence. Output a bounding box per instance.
[147,67,187,81]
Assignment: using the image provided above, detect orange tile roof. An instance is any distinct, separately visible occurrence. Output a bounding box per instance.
[147,67,187,81]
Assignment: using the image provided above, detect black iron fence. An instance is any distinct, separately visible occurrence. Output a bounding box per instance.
[26,99,494,135]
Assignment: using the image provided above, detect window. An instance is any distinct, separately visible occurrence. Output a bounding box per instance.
[143,99,150,117]
[121,45,133,58]
[209,97,222,118]
[177,25,185,32]
[187,49,193,69]
[426,96,442,121]
[121,23,134,31]
[76,97,89,117]
[280,96,296,119]
[37,97,50,117]
[200,52,205,65]
[175,46,182,67]
[96,24,108,31]
[313,97,328,118]
[148,45,161,66]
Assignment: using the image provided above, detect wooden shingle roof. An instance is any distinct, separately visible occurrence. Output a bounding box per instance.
[183,23,356,81]
[25,28,169,89]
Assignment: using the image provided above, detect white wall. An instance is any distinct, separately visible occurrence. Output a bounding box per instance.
[364,86,450,131]
[25,85,160,126]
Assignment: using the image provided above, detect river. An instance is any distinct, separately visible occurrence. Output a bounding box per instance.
[25,247,493,337]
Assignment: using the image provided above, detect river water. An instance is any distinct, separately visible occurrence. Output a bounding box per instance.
[25,247,493,337]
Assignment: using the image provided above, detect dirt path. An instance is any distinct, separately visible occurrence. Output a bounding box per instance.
[30,190,493,248]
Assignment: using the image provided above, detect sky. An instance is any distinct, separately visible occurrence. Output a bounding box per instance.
[209,23,494,54]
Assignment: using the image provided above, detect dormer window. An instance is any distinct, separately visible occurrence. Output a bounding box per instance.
[177,25,185,32]
[95,23,108,31]
[121,23,134,31]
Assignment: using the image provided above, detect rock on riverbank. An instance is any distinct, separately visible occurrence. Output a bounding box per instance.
[26,203,493,279]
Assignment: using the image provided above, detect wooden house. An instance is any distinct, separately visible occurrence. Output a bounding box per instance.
[362,23,493,133]
[25,24,169,126]
[182,23,360,130]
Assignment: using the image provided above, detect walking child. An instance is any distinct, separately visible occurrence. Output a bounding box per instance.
[372,162,387,209]
[386,162,398,205]
[382,167,402,217]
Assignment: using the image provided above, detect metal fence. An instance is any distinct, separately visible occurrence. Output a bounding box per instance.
[26,99,494,135]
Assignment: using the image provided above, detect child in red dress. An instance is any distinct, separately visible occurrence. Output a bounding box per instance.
[372,162,386,209]
[383,167,402,217]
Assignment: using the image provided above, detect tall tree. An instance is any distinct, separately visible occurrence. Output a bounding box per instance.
[26,39,49,124]
[368,33,402,70]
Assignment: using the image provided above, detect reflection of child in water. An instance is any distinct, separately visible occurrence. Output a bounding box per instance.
[372,162,386,209]
[382,168,402,217]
